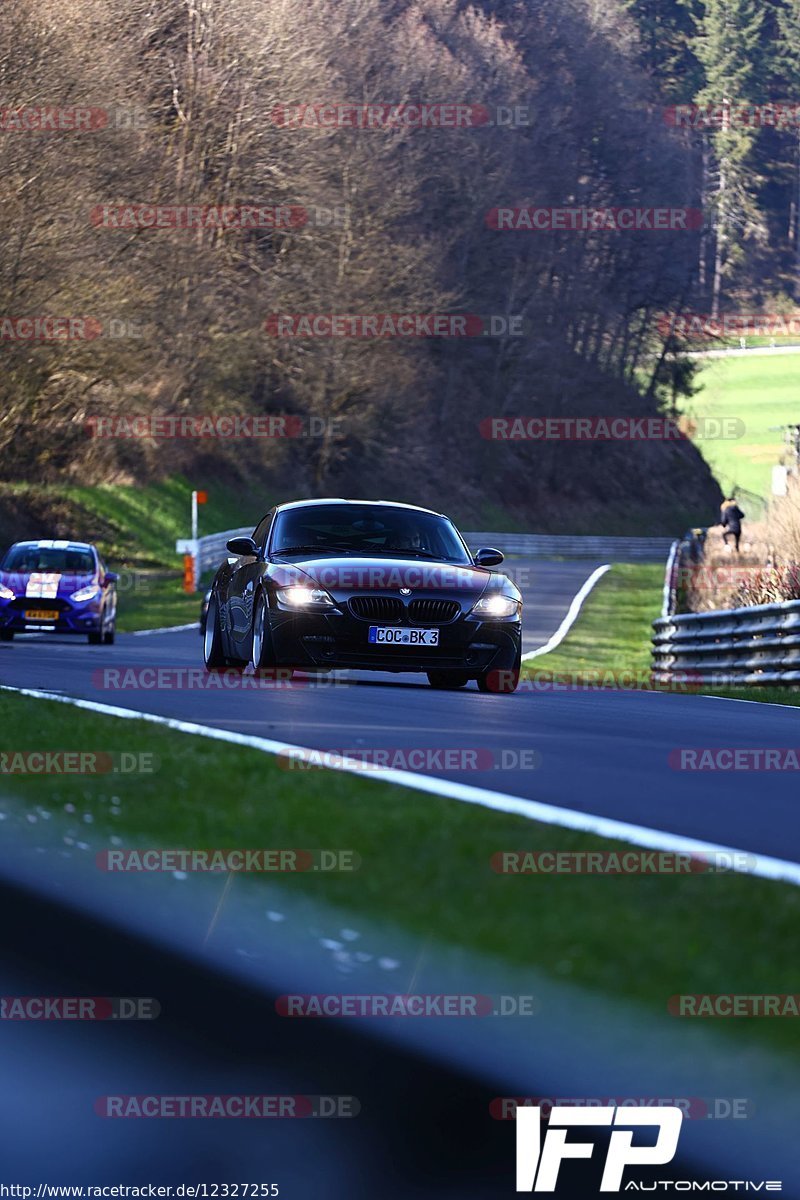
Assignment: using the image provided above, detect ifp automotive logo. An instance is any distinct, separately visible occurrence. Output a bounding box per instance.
[515,1105,782,1192]
[516,1105,682,1191]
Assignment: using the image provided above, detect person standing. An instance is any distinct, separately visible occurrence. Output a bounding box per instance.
[720,497,745,552]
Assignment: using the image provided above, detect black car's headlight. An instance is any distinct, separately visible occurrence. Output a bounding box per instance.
[276,585,336,609]
[470,594,520,618]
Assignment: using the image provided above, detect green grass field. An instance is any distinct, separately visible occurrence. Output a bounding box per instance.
[679,351,800,501]
[116,570,203,632]
[0,686,798,1057]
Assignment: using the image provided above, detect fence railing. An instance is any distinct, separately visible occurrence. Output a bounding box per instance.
[460,533,675,559]
[652,598,800,686]
[661,540,680,619]
[176,529,676,588]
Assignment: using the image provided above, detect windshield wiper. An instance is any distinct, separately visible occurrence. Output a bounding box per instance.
[273,544,358,556]
[386,549,453,561]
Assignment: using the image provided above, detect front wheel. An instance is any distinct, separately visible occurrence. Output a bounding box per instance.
[476,645,521,694]
[251,591,278,671]
[203,594,228,670]
[427,671,470,689]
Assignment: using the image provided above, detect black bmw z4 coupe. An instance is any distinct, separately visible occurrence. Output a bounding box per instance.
[203,499,522,692]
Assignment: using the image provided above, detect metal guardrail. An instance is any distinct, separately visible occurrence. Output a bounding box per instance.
[652,598,800,686]
[462,533,675,560]
[661,540,680,618]
[176,529,676,588]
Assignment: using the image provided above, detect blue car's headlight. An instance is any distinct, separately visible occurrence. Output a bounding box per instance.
[70,585,101,603]
[471,594,520,618]
[0,583,14,600]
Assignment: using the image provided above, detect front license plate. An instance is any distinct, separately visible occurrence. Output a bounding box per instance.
[25,610,57,620]
[368,626,439,647]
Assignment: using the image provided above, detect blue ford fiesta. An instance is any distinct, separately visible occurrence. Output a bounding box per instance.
[0,540,118,644]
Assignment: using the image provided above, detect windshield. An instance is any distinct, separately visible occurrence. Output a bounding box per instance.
[1,545,96,574]
[271,504,471,563]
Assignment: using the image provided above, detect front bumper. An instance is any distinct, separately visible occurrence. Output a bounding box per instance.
[0,599,104,634]
[268,604,521,674]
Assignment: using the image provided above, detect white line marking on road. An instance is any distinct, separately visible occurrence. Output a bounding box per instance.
[132,623,200,636]
[2,682,798,887]
[522,564,611,660]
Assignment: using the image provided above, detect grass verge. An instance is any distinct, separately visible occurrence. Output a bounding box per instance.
[115,571,204,633]
[0,688,798,1056]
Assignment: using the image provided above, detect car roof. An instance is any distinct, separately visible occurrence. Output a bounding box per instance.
[273,498,446,517]
[10,539,96,551]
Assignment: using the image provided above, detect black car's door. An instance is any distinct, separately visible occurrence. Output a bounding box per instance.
[226,512,274,645]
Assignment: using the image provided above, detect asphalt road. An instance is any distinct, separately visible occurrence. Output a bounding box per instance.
[1,557,798,863]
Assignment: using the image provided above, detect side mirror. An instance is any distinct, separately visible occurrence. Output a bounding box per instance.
[103,572,119,585]
[226,536,259,558]
[474,547,504,567]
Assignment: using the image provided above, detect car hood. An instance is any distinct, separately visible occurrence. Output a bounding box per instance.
[0,571,97,599]
[270,553,495,601]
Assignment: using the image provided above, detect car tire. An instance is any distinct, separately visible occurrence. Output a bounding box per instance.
[427,671,469,689]
[103,624,115,645]
[203,594,229,671]
[476,645,521,694]
[0,630,13,642]
[88,631,102,645]
[251,590,279,672]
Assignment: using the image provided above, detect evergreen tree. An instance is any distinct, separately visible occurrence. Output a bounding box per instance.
[692,0,767,313]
